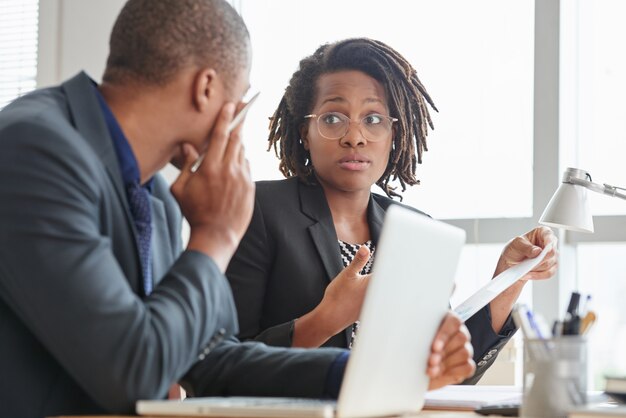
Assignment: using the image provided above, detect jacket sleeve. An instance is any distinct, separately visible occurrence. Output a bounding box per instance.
[226,197,296,347]
[0,120,238,413]
[462,304,517,384]
[182,337,346,398]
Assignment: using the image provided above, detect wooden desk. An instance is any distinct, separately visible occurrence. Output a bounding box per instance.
[52,412,481,418]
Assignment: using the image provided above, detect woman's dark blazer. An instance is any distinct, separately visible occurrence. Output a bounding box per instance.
[226,177,517,383]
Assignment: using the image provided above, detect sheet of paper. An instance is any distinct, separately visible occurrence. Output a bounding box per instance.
[453,244,553,322]
[424,385,522,411]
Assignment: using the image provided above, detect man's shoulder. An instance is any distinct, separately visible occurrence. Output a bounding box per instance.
[0,85,75,151]
[0,85,69,128]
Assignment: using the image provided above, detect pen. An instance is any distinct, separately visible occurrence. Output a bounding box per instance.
[513,305,551,359]
[580,311,597,335]
[563,291,582,335]
[512,304,535,338]
[526,310,547,339]
[566,292,581,316]
[580,294,592,316]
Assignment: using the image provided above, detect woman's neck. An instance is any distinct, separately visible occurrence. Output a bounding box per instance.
[322,186,371,244]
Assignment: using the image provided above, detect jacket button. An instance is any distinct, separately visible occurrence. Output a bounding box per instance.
[488,349,497,355]
[477,360,487,367]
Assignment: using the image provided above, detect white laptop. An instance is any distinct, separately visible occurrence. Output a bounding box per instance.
[137,205,466,418]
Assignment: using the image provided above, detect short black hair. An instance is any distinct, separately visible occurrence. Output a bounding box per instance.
[268,38,437,199]
[103,0,249,88]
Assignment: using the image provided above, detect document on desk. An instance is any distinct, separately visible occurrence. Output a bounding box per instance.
[424,385,522,411]
[454,244,552,322]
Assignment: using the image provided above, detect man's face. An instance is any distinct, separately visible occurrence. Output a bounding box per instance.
[170,58,251,169]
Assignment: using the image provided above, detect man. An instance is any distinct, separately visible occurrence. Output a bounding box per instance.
[0,1,475,416]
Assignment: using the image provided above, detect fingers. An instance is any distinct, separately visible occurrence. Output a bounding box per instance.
[524,226,558,254]
[523,227,559,281]
[503,227,557,265]
[526,257,559,280]
[201,102,236,165]
[431,312,463,353]
[223,101,248,165]
[428,345,475,380]
[533,226,558,247]
[427,317,475,388]
[170,143,198,201]
[344,245,371,276]
[429,348,476,386]
[513,235,542,258]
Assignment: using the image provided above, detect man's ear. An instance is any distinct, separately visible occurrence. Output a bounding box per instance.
[300,125,310,151]
[192,68,218,112]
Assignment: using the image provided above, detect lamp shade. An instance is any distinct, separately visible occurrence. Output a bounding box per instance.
[539,182,594,233]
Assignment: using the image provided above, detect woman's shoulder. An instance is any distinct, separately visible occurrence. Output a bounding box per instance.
[254,177,301,203]
[255,177,299,193]
[371,192,430,218]
[253,177,305,212]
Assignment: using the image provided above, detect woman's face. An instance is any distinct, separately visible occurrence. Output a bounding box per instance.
[302,70,393,196]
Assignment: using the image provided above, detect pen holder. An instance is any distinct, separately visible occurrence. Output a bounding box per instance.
[521,336,588,418]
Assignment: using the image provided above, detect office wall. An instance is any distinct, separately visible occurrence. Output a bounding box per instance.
[37,0,180,185]
[37,0,125,87]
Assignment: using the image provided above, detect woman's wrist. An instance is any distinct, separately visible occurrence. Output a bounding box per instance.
[292,304,340,348]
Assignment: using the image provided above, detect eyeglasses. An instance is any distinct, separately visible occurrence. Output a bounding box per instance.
[304,112,398,142]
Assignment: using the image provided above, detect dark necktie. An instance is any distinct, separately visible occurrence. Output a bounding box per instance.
[127,182,153,296]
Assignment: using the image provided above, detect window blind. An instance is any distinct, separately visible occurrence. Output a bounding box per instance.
[0,0,38,110]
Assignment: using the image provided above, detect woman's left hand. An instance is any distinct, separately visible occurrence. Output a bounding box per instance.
[494,226,558,281]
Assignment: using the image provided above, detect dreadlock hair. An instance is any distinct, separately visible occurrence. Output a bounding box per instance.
[103,0,249,90]
[267,38,437,199]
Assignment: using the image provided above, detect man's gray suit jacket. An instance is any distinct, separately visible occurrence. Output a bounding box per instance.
[0,72,344,418]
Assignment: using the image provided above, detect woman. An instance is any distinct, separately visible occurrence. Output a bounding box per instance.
[226,38,557,383]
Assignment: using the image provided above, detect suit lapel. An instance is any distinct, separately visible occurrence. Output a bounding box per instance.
[298,181,344,283]
[367,195,386,246]
[61,72,142,289]
[62,73,132,220]
[299,182,387,348]
[150,194,174,285]
[298,182,351,347]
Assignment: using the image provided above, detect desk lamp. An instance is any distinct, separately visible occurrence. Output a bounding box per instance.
[539,167,626,233]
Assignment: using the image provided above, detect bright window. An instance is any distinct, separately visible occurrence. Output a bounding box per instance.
[239,0,534,220]
[560,0,626,389]
[0,0,38,110]
[577,243,626,387]
[561,0,626,216]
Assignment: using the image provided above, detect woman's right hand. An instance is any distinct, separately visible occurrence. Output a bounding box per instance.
[292,246,372,347]
[319,245,372,331]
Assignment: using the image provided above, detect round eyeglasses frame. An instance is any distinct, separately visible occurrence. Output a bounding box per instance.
[304,112,398,142]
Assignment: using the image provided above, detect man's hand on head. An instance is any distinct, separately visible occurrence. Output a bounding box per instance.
[170,102,254,272]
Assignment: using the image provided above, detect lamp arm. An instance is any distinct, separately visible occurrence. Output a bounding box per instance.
[569,177,626,200]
